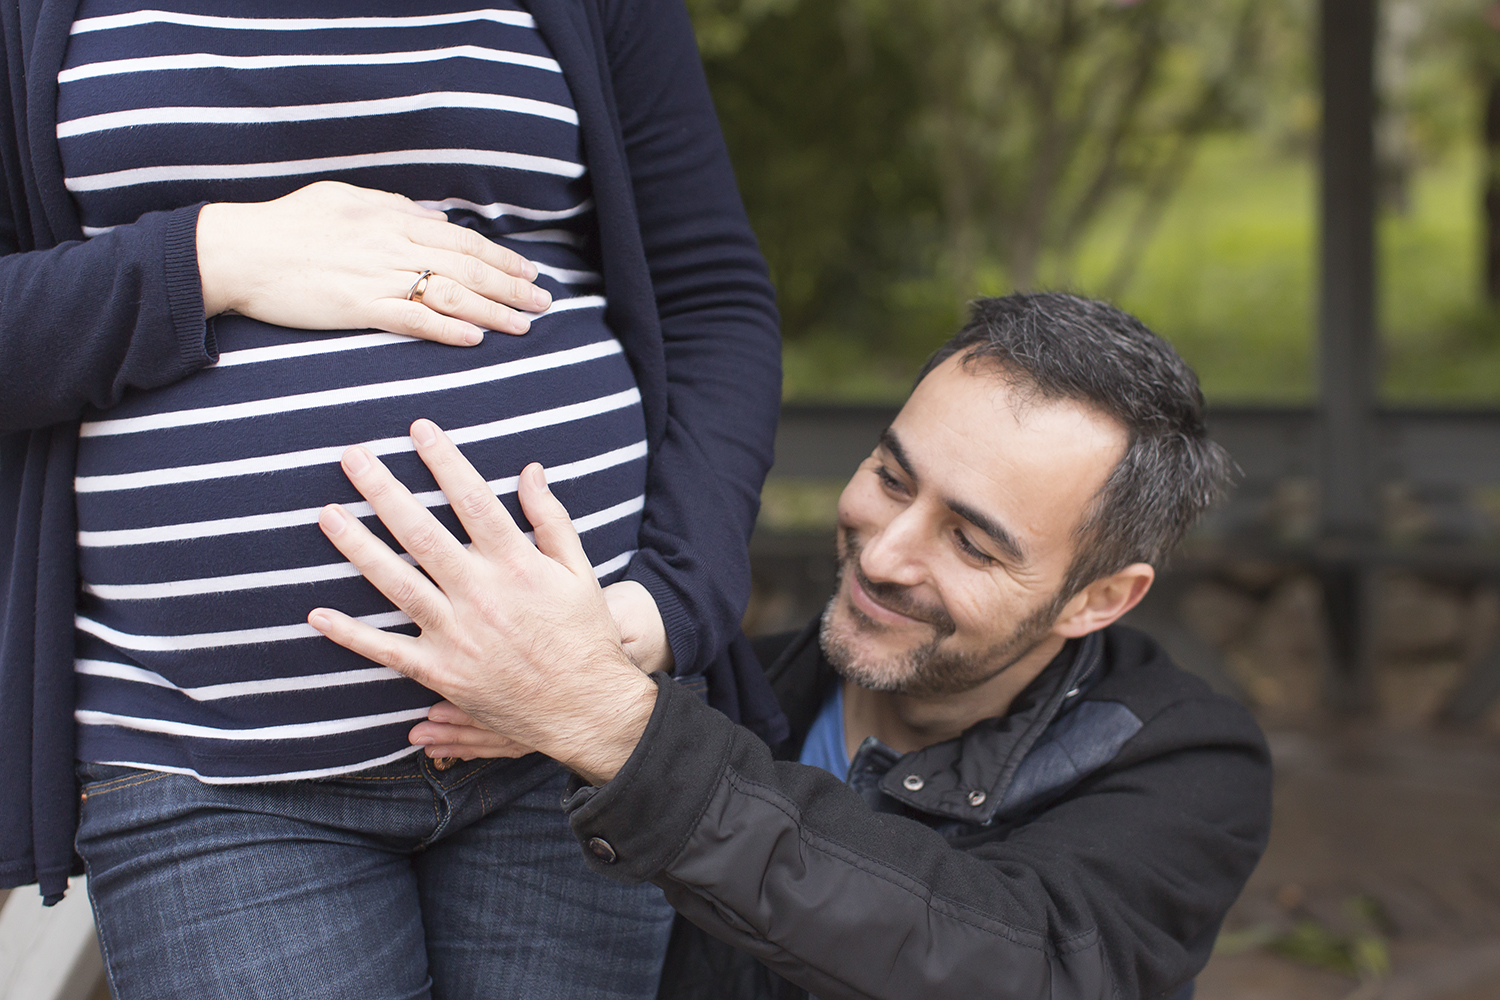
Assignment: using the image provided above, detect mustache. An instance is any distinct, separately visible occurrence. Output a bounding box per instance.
[840,533,956,634]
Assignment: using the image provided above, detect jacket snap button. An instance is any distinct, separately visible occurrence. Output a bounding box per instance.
[587,837,618,864]
[967,789,987,807]
[902,774,924,791]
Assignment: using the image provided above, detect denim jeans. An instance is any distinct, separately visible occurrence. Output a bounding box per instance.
[75,753,674,1000]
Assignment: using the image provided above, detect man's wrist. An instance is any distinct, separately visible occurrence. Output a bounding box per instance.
[552,669,658,786]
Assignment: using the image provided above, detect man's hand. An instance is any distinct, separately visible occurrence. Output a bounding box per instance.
[411,580,672,760]
[307,419,658,785]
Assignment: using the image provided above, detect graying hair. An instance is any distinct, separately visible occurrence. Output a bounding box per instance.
[918,293,1233,604]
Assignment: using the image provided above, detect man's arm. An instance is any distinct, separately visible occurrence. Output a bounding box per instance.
[310,423,1269,1000]
[567,676,1269,1000]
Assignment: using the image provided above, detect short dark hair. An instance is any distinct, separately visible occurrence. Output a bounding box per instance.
[918,292,1233,603]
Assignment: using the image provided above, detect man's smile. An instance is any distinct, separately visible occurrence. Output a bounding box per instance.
[847,570,927,628]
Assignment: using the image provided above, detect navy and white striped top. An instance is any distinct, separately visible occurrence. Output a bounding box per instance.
[62,1,649,782]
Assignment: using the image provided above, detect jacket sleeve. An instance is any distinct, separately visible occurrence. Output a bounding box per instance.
[600,0,783,673]
[566,678,1272,1000]
[0,202,214,430]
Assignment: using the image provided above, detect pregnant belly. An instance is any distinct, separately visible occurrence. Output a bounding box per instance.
[73,308,647,779]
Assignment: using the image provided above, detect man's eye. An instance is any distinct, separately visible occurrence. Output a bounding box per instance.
[954,529,994,564]
[875,466,906,492]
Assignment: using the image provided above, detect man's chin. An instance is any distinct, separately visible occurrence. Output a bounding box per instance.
[819,599,938,693]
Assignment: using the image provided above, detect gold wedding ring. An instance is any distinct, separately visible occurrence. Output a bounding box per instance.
[406,269,435,304]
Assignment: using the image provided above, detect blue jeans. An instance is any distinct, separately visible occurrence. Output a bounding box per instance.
[75,753,674,1000]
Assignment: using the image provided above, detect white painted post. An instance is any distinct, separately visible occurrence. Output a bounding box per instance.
[0,879,106,1000]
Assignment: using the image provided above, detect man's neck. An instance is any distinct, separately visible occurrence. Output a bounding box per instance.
[841,634,1067,758]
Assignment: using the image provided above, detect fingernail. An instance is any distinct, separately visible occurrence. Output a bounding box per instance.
[318,505,348,536]
[532,287,551,310]
[411,420,437,448]
[463,328,483,346]
[309,610,332,630]
[414,734,434,745]
[511,314,531,334]
[525,260,539,280]
[343,447,371,476]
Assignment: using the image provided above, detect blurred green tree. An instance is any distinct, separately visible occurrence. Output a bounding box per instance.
[688,0,1270,374]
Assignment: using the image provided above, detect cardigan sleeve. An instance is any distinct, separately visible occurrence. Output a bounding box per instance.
[602,0,783,674]
[0,202,215,430]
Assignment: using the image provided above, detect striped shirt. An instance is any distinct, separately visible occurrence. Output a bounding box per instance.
[62,1,649,782]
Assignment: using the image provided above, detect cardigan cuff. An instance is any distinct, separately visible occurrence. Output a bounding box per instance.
[624,558,698,675]
[163,203,216,367]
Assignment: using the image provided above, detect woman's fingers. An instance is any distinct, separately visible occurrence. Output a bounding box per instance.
[407,215,539,281]
[409,720,530,759]
[408,420,528,559]
[517,463,595,581]
[335,446,478,594]
[399,270,538,336]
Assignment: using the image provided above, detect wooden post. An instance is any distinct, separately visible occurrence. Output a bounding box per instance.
[1318,0,1378,711]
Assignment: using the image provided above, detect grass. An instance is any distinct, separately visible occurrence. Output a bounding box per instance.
[783,132,1500,406]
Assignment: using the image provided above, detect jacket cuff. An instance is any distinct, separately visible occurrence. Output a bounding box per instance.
[624,557,697,675]
[163,203,215,366]
[564,673,735,881]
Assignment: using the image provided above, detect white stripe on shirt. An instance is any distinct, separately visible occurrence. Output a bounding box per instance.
[65,147,585,193]
[80,337,621,437]
[210,296,604,368]
[78,440,647,548]
[76,609,413,652]
[58,45,561,84]
[76,659,404,700]
[75,388,642,492]
[58,91,577,138]
[418,195,591,221]
[72,9,534,34]
[75,706,432,740]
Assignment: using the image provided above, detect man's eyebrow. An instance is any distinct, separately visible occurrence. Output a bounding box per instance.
[878,428,1028,565]
[878,428,917,482]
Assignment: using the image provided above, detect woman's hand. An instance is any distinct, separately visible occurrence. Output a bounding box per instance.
[604,580,674,675]
[410,701,533,761]
[197,180,552,346]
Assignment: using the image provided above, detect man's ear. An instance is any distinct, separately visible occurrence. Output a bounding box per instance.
[1050,563,1155,639]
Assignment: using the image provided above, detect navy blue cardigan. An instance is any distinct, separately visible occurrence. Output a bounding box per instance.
[0,0,786,901]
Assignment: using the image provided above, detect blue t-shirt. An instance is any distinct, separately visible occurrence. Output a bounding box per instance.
[798,683,850,781]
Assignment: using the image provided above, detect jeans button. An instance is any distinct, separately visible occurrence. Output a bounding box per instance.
[432,756,458,771]
[587,837,618,864]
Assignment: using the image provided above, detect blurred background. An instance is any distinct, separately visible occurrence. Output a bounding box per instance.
[690,1,1500,997]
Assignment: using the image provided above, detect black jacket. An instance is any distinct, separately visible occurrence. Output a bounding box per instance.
[0,0,784,900]
[565,620,1273,1000]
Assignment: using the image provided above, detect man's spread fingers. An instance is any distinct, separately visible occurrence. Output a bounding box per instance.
[517,463,595,579]
[408,420,527,557]
[316,503,451,633]
[339,444,475,592]
[308,606,428,682]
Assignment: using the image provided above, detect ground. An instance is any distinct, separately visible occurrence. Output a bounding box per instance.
[1199,724,1500,1000]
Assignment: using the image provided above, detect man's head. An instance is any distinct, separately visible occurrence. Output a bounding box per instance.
[822,293,1231,700]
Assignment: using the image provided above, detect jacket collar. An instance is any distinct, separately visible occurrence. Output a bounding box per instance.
[767,620,1105,826]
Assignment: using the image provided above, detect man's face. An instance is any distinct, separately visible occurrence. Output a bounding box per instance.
[821,354,1128,698]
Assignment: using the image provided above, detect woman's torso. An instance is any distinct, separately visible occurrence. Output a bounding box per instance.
[63,0,648,782]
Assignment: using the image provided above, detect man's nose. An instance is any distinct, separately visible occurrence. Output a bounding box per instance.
[859,505,929,588]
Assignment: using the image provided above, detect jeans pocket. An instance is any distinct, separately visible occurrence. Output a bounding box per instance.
[76,760,155,792]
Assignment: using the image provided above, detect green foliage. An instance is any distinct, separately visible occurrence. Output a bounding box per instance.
[1266,897,1391,982]
[690,0,1500,403]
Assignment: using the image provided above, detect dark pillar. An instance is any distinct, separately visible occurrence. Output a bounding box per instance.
[1318,0,1378,711]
